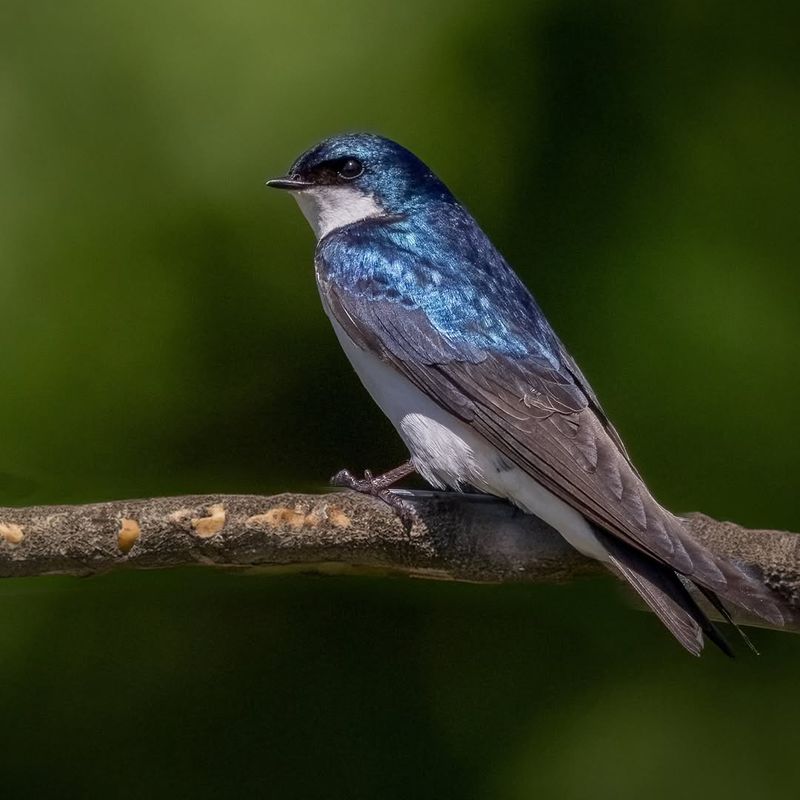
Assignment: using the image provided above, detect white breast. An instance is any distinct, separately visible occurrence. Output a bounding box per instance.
[322,304,609,563]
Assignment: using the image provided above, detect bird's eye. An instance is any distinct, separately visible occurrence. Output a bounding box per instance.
[338,158,363,180]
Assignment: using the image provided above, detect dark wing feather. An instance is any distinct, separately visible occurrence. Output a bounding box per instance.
[320,270,785,632]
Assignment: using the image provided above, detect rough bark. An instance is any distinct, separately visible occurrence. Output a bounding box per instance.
[0,490,797,629]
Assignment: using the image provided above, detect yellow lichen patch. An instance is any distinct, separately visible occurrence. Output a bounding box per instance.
[247,507,307,529]
[246,504,351,531]
[0,522,24,545]
[191,504,226,538]
[117,518,141,554]
[168,508,193,525]
[303,508,324,527]
[326,505,351,529]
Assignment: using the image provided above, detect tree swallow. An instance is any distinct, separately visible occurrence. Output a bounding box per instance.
[268,133,784,655]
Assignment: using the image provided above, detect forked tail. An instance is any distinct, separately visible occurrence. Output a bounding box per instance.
[595,528,781,656]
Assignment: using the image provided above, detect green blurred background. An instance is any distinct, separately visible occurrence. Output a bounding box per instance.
[1,1,798,797]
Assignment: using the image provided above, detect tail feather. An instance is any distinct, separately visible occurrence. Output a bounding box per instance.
[695,584,759,655]
[603,508,786,642]
[598,531,734,657]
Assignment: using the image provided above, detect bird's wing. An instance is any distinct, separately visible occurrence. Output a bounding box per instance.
[317,249,783,627]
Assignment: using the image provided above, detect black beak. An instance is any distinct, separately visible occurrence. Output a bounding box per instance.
[266,176,312,190]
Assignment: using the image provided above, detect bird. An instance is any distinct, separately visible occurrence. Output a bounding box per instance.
[267,132,784,656]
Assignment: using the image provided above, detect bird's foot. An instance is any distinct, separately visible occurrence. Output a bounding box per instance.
[330,462,419,533]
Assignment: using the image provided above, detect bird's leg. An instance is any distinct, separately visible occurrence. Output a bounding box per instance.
[330,460,420,532]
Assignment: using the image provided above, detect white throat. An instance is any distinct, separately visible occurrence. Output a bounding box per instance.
[293,185,384,239]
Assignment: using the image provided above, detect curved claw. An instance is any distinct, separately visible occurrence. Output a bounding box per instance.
[330,468,358,489]
[329,465,421,534]
[387,494,421,534]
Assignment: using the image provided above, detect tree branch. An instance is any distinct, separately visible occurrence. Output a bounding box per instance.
[0,490,797,629]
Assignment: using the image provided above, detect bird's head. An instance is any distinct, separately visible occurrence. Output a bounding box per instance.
[267,133,452,239]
